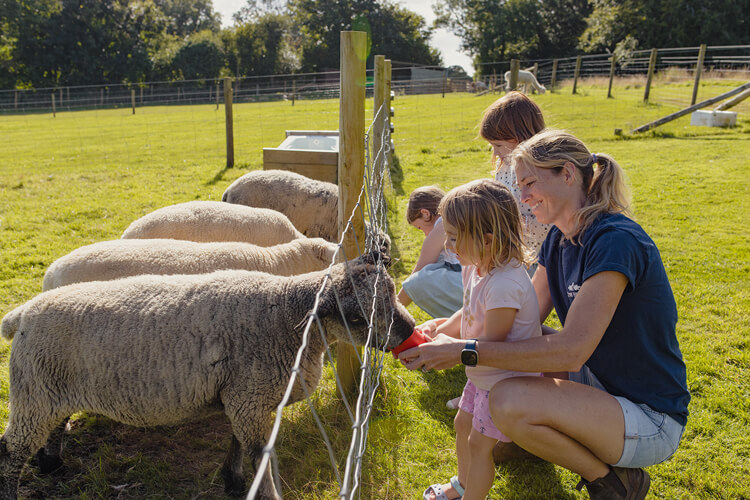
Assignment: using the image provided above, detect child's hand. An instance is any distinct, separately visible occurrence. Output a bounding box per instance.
[419,320,439,338]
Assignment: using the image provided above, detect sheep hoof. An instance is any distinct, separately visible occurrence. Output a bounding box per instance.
[34,449,63,474]
[221,467,245,497]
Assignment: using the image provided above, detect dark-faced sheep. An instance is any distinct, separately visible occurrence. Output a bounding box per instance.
[121,200,305,245]
[0,257,414,499]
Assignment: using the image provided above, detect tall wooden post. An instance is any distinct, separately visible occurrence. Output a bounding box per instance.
[550,59,558,89]
[572,55,582,94]
[337,31,367,395]
[51,93,56,117]
[224,77,234,168]
[131,89,136,114]
[607,56,616,98]
[691,44,707,105]
[644,48,658,102]
[508,59,520,92]
[373,55,386,195]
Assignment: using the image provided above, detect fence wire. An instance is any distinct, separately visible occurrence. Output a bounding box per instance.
[246,101,392,500]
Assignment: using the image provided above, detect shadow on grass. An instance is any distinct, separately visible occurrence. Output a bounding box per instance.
[389,153,405,196]
[205,161,253,187]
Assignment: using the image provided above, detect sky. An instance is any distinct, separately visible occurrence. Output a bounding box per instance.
[212,0,475,75]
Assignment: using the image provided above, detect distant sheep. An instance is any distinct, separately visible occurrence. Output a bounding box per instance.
[222,170,339,241]
[42,237,339,290]
[504,69,546,94]
[0,256,414,499]
[121,201,304,245]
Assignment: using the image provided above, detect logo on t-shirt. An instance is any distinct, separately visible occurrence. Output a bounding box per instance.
[567,282,581,298]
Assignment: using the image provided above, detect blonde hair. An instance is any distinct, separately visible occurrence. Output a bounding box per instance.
[510,129,631,242]
[439,179,527,269]
[406,185,445,223]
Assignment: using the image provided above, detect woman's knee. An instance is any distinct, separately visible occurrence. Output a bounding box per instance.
[489,378,535,429]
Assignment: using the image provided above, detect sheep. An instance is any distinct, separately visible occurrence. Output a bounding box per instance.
[504,69,546,94]
[222,170,339,241]
[42,237,339,290]
[0,255,414,499]
[121,200,305,245]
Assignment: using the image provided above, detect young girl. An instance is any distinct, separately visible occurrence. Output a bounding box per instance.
[416,179,542,500]
[398,186,463,318]
[480,91,550,267]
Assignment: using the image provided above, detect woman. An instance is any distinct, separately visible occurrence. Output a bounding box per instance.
[400,130,690,499]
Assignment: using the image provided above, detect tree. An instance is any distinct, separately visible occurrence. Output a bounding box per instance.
[8,0,160,87]
[289,0,441,72]
[229,13,290,76]
[435,0,591,73]
[579,0,750,53]
[171,30,224,80]
[152,0,221,38]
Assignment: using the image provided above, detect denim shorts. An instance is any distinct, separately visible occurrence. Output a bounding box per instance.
[570,365,685,468]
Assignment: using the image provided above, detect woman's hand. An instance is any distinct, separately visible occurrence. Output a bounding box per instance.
[398,334,464,371]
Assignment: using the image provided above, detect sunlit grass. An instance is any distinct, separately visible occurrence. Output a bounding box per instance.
[1,78,748,498]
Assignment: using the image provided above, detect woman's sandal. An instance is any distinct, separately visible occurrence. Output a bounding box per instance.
[422,475,465,500]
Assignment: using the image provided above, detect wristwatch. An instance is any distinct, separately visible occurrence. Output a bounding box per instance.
[461,339,478,366]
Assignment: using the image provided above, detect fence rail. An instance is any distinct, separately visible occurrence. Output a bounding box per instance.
[2,44,749,115]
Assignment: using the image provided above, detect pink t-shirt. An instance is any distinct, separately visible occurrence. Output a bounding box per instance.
[461,260,542,390]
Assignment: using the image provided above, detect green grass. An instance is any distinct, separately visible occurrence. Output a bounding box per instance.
[1,78,749,498]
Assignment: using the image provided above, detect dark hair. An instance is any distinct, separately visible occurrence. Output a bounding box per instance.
[406,185,445,223]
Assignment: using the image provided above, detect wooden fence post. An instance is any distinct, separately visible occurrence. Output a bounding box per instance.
[508,59,520,92]
[224,77,234,168]
[131,89,136,114]
[337,31,367,395]
[216,82,220,109]
[550,59,558,89]
[691,44,707,105]
[572,55,582,94]
[644,48,658,102]
[373,55,386,194]
[51,93,56,117]
[607,56,616,98]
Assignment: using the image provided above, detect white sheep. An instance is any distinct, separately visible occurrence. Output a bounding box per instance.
[222,170,339,241]
[121,200,305,245]
[504,69,546,94]
[0,256,414,499]
[42,237,338,290]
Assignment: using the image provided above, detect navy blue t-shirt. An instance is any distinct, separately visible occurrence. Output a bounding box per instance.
[538,213,690,425]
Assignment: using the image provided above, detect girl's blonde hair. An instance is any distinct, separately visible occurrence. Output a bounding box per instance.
[439,179,527,269]
[510,129,631,242]
[406,185,445,223]
[480,91,545,140]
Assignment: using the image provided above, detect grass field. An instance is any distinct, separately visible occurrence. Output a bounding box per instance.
[1,77,749,498]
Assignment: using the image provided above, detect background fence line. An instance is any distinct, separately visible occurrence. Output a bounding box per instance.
[3,44,748,115]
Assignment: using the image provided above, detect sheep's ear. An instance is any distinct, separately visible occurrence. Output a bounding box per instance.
[360,249,391,268]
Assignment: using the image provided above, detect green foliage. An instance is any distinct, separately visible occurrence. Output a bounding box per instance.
[152,0,221,37]
[579,0,750,53]
[171,30,224,80]
[231,13,291,76]
[289,0,441,72]
[435,0,591,71]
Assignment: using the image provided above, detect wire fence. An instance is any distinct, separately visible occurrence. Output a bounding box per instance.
[2,45,748,115]
[246,101,395,499]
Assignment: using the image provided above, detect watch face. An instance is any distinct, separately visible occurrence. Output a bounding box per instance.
[461,349,478,366]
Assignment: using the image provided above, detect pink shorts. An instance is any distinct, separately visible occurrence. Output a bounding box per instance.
[458,380,511,442]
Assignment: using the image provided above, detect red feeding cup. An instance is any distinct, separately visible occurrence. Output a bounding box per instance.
[391,327,432,359]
